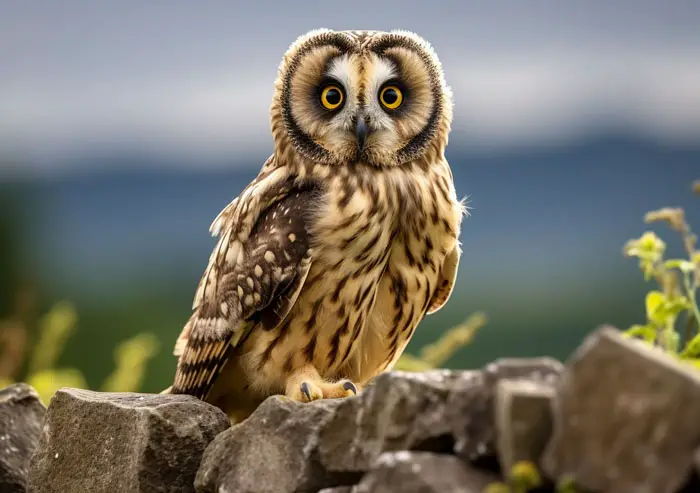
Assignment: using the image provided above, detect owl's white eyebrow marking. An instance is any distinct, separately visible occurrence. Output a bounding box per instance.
[326,55,352,89]
[369,57,397,94]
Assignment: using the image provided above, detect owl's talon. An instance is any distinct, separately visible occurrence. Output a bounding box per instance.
[342,380,357,395]
[321,379,361,399]
[299,381,323,402]
[301,382,311,401]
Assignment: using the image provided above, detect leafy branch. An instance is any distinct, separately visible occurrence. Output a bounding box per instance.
[622,180,700,367]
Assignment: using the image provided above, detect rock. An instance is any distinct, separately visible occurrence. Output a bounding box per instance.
[195,396,354,493]
[318,360,563,475]
[494,379,554,473]
[353,451,498,493]
[317,488,353,493]
[449,357,563,462]
[0,384,46,493]
[318,370,460,474]
[541,326,700,493]
[27,388,230,493]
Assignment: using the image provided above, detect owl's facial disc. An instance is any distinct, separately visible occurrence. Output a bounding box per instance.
[280,30,449,168]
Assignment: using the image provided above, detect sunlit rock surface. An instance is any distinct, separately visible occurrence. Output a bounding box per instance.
[27,389,229,493]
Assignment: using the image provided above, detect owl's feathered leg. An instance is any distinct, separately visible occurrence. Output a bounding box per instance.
[284,364,359,402]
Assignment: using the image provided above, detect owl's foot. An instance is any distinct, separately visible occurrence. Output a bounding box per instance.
[285,365,325,402]
[284,366,361,402]
[299,381,324,402]
[320,379,360,399]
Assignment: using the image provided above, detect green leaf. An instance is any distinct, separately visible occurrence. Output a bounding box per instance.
[645,291,666,324]
[623,324,657,343]
[665,296,692,314]
[645,290,691,326]
[664,259,696,274]
[509,461,542,490]
[680,333,700,358]
[624,232,666,267]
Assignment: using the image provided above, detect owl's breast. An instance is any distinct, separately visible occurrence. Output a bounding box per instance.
[231,161,461,396]
[309,170,397,274]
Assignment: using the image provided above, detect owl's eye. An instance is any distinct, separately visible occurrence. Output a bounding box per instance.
[320,85,344,110]
[379,85,403,110]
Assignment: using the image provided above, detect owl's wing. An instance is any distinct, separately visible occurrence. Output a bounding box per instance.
[425,244,460,315]
[171,160,320,399]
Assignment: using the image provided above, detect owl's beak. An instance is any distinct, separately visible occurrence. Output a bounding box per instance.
[355,117,369,151]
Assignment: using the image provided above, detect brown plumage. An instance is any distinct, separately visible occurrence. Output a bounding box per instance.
[168,29,466,422]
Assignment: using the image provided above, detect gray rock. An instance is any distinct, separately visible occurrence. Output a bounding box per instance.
[318,360,563,474]
[354,451,498,493]
[541,326,700,493]
[494,379,554,473]
[317,488,353,493]
[0,384,46,493]
[195,396,355,493]
[27,388,230,493]
[449,357,563,462]
[318,370,461,473]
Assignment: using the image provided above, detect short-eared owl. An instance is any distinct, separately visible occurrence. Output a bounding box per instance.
[169,29,465,421]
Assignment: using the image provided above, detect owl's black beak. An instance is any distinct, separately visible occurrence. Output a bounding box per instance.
[355,118,369,151]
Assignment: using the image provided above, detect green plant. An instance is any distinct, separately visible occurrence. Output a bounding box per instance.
[483,461,581,493]
[0,300,160,404]
[394,311,487,371]
[482,460,542,493]
[622,180,700,366]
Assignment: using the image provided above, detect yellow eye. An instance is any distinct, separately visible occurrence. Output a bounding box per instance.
[320,85,344,110]
[379,85,403,109]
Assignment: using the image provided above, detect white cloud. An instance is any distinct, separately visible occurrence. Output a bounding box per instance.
[449,51,700,146]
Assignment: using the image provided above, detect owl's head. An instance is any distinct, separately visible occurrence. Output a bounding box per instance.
[270,29,453,168]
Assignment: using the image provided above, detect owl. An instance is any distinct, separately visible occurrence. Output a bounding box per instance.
[168,28,466,422]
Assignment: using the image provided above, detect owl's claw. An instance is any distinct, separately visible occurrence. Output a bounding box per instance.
[322,379,360,398]
[298,381,324,402]
[301,382,312,400]
[285,366,361,402]
[342,380,358,396]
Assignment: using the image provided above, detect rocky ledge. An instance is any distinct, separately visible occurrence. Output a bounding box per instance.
[1,325,700,492]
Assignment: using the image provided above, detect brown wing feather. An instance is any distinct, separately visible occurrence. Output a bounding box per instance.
[426,244,460,315]
[170,168,321,400]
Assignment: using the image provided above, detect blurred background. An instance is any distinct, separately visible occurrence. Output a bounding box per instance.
[1,1,698,400]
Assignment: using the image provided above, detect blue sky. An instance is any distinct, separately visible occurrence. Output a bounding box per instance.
[1,1,700,173]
